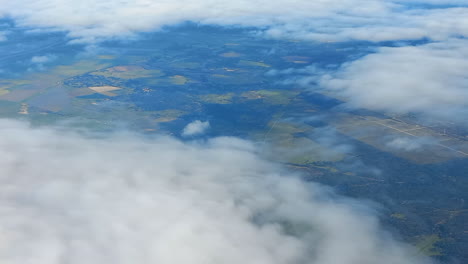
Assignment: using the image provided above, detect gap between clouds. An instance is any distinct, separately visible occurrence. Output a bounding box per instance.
[1,0,467,124]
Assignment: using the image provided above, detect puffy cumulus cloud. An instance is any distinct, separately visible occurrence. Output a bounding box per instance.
[182,120,210,137]
[0,0,467,43]
[320,39,468,123]
[0,119,431,264]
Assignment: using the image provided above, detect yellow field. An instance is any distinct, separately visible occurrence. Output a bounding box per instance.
[53,60,109,77]
[241,90,299,105]
[170,62,200,69]
[220,52,242,58]
[239,60,271,68]
[415,235,442,256]
[169,75,188,85]
[88,86,122,96]
[97,55,116,60]
[282,56,311,64]
[90,65,164,79]
[199,93,234,104]
[153,109,187,123]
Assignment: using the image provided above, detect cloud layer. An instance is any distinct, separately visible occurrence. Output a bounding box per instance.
[1,0,467,43]
[320,39,468,123]
[0,119,430,264]
[0,1,463,262]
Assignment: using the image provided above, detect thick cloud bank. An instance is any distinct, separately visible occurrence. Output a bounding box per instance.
[320,39,468,122]
[0,119,430,264]
[1,0,467,43]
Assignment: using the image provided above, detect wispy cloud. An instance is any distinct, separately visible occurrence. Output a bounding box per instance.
[385,136,439,152]
[31,54,56,64]
[0,33,6,42]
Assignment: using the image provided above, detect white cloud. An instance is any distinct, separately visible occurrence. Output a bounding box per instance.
[385,136,438,152]
[0,31,7,41]
[31,55,56,64]
[393,0,468,5]
[0,119,431,264]
[182,120,210,137]
[28,54,57,72]
[319,39,468,123]
[262,7,468,42]
[1,0,467,43]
